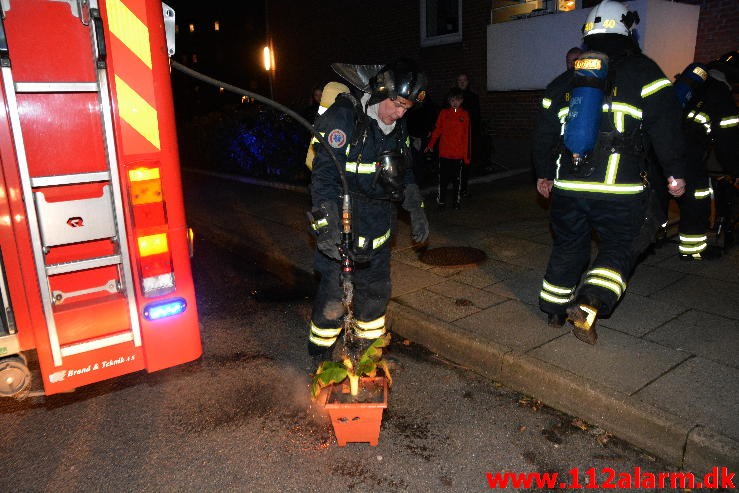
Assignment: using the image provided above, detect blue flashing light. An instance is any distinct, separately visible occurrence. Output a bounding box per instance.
[143,297,187,321]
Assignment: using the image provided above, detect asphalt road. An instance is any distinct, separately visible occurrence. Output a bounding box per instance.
[0,234,681,492]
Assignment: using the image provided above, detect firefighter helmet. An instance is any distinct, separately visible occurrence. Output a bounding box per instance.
[368,58,428,106]
[708,51,739,84]
[582,0,639,38]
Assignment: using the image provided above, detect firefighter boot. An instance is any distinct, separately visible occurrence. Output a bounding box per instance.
[308,342,334,373]
[547,313,567,328]
[680,245,722,261]
[566,304,598,345]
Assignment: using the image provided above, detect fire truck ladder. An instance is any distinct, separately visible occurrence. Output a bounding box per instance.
[0,3,141,366]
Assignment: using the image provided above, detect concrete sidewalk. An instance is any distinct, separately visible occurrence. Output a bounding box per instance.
[182,157,739,473]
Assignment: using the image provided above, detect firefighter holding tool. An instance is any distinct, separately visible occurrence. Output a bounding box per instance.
[306,59,429,367]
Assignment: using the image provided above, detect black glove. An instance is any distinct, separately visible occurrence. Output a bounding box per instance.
[307,201,340,260]
[401,184,429,244]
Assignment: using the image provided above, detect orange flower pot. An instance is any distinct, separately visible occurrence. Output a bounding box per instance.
[324,377,388,446]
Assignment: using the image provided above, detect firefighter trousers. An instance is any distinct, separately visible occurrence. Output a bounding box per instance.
[676,172,711,256]
[309,246,391,349]
[539,193,643,318]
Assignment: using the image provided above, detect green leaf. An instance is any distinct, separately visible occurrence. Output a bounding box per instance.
[360,334,391,362]
[354,359,376,377]
[310,365,348,399]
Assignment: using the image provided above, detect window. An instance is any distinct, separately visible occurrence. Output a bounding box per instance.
[420,0,462,47]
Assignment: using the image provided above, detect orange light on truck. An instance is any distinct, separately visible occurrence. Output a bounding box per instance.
[129,167,163,206]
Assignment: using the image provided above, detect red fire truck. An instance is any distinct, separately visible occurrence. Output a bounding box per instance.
[0,0,201,397]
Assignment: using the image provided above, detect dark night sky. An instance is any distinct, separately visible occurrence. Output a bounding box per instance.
[165,0,269,113]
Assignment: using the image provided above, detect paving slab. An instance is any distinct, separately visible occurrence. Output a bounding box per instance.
[634,357,739,443]
[444,258,525,289]
[650,275,739,319]
[454,299,567,352]
[530,327,690,395]
[484,268,543,306]
[395,288,482,322]
[390,260,445,298]
[473,234,550,263]
[425,279,508,309]
[599,292,683,338]
[626,263,687,297]
[645,310,739,368]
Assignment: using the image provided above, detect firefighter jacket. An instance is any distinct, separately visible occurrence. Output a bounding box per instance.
[533,53,686,200]
[683,74,739,177]
[427,107,471,164]
[310,93,417,259]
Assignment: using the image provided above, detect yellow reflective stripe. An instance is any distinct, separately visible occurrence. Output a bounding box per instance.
[605,153,620,184]
[373,228,391,249]
[542,98,552,109]
[679,234,708,243]
[345,162,376,174]
[106,0,152,69]
[540,291,571,305]
[720,116,739,128]
[694,188,711,199]
[588,268,626,290]
[554,180,644,194]
[309,334,337,346]
[558,107,569,121]
[641,78,671,97]
[310,322,342,338]
[689,111,709,124]
[614,111,625,132]
[605,102,642,119]
[311,217,328,231]
[356,316,385,330]
[356,236,366,248]
[355,327,386,339]
[542,280,574,295]
[585,277,623,297]
[679,243,706,254]
[115,75,160,149]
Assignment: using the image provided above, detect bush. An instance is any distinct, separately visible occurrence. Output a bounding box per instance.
[177,102,310,186]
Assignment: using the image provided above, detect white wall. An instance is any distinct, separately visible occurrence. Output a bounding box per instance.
[640,0,700,80]
[486,0,700,91]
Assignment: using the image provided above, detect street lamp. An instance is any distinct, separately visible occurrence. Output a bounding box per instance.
[263,43,275,99]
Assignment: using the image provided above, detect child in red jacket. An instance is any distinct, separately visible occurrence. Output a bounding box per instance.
[425,88,470,208]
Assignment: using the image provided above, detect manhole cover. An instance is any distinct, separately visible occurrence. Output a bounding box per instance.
[418,246,487,268]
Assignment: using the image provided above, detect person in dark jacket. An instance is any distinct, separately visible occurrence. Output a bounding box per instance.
[306,59,430,367]
[532,0,686,345]
[672,52,739,259]
[454,72,481,197]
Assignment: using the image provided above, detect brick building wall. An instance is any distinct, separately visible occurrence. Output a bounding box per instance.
[691,0,739,63]
[268,0,737,139]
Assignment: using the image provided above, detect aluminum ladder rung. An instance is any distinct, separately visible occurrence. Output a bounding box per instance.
[31,171,111,188]
[46,254,121,276]
[14,82,98,93]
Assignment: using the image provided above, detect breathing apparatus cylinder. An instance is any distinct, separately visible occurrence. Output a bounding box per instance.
[563,51,609,171]
[673,62,708,108]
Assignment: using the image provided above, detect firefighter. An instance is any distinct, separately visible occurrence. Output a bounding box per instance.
[673,51,739,259]
[307,59,430,367]
[532,0,687,344]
